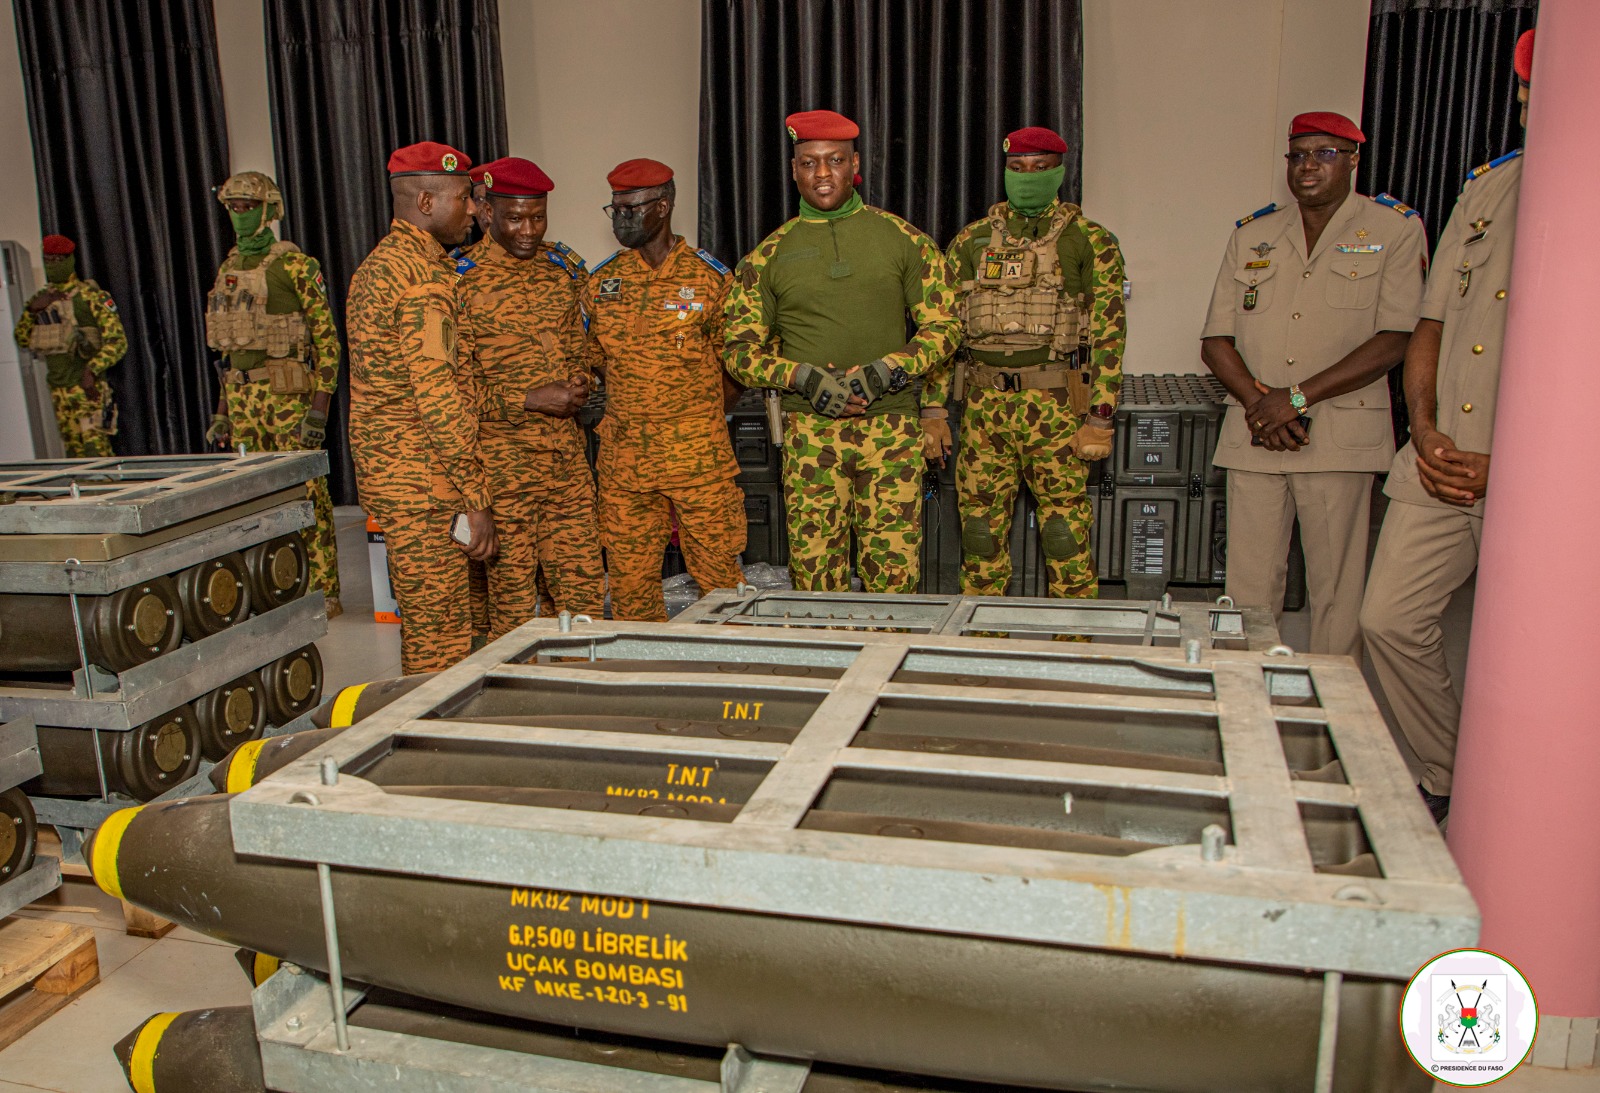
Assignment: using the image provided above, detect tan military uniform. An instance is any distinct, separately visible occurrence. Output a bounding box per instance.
[1361,152,1522,795]
[1202,190,1426,659]
[585,238,745,622]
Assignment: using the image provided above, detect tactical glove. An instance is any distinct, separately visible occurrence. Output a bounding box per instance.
[846,358,910,404]
[790,363,853,418]
[1069,418,1115,461]
[299,407,329,449]
[205,414,232,447]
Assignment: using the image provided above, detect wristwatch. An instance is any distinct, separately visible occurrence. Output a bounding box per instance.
[1289,384,1307,412]
[1089,403,1115,420]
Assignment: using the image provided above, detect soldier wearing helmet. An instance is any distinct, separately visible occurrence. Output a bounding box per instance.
[205,170,343,614]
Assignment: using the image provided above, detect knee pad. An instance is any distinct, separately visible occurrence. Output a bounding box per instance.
[961,516,1000,560]
[1040,514,1083,560]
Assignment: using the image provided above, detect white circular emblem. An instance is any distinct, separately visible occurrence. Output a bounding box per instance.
[1399,948,1538,1085]
[679,285,694,300]
[442,152,458,172]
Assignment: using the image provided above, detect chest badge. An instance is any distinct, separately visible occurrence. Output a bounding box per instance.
[1354,228,1369,240]
[1250,242,1275,259]
[225,275,239,289]
[1243,285,1259,310]
[1471,218,1493,233]
[597,277,622,298]
[678,285,695,301]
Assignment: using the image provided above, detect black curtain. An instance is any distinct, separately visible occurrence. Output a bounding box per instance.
[13,1,233,455]
[1361,0,1535,443]
[698,0,1083,267]
[1361,0,1536,245]
[265,0,509,505]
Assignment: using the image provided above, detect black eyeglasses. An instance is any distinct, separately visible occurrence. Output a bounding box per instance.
[602,201,656,219]
[1285,148,1355,166]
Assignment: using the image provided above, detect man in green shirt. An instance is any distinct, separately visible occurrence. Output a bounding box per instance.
[923,126,1126,597]
[723,109,960,593]
[12,234,127,457]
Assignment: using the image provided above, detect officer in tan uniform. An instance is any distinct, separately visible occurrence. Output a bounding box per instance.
[1201,112,1426,660]
[585,158,745,621]
[1360,32,1536,823]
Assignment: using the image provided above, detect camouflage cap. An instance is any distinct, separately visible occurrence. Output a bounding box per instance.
[216,171,284,222]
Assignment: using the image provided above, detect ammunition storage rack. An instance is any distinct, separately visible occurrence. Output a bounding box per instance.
[0,718,55,918]
[230,616,1474,1092]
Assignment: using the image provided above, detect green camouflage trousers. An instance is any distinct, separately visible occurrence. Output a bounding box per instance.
[50,383,115,457]
[957,388,1097,598]
[784,412,921,594]
[224,380,341,605]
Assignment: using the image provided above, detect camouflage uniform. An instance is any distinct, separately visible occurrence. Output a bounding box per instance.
[207,173,342,606]
[348,218,492,674]
[585,237,745,621]
[924,200,1126,597]
[459,235,605,632]
[724,196,960,593]
[13,275,127,456]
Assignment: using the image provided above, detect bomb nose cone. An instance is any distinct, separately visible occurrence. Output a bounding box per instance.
[113,1010,179,1086]
[86,805,144,900]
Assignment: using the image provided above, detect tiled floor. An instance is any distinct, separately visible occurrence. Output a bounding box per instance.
[0,505,1592,1092]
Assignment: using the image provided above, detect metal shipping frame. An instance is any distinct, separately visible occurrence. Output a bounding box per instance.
[0,718,59,917]
[230,617,1476,1093]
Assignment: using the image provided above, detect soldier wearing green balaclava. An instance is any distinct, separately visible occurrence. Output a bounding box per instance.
[12,233,127,457]
[923,125,1127,599]
[205,170,344,615]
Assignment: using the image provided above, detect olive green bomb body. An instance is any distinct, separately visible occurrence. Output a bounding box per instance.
[89,792,1425,1091]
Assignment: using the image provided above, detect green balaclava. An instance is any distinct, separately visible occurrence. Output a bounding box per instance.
[43,255,76,285]
[230,204,274,257]
[1004,165,1066,217]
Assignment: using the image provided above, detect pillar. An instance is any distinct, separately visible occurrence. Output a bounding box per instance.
[1450,1,1600,1066]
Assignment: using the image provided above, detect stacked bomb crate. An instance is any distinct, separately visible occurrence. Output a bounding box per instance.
[0,719,53,915]
[0,454,330,857]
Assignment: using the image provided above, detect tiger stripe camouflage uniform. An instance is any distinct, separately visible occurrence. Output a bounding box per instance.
[459,235,605,631]
[349,217,491,674]
[586,237,745,620]
[924,198,1126,598]
[724,199,960,593]
[14,270,126,457]
[207,237,343,606]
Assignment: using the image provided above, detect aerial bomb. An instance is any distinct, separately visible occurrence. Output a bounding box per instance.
[88,794,1424,1091]
[0,578,183,673]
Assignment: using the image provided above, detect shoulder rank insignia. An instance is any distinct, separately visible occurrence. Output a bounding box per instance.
[1468,147,1523,183]
[591,250,621,274]
[695,248,732,275]
[546,250,580,280]
[453,254,476,275]
[1235,203,1278,229]
[1373,193,1420,218]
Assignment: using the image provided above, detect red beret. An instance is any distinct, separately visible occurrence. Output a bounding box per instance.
[607,158,674,193]
[41,234,75,256]
[387,141,472,177]
[478,157,553,197]
[785,110,859,144]
[1288,112,1365,144]
[1003,127,1068,156]
[1514,28,1535,83]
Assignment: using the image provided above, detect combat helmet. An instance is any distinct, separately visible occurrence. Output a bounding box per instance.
[215,171,284,223]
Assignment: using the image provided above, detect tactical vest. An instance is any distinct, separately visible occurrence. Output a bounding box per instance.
[958,202,1084,358]
[28,285,104,357]
[205,241,310,358]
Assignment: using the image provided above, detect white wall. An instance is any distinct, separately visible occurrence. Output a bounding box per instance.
[1082,0,1370,373]
[2,0,1369,374]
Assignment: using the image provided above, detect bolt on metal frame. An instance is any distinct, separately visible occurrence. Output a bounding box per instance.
[226,615,1475,1090]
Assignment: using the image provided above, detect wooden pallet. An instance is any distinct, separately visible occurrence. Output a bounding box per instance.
[0,917,99,1052]
[40,829,176,939]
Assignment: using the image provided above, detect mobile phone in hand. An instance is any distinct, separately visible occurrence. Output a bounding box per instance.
[450,513,473,546]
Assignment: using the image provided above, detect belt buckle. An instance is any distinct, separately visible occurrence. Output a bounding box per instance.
[994,371,1020,393]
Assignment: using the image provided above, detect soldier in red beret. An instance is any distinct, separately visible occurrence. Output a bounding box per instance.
[458,156,604,631]
[347,141,495,674]
[923,125,1126,599]
[723,109,961,593]
[1362,29,1535,823]
[1201,109,1427,667]
[13,234,127,457]
[585,158,746,620]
